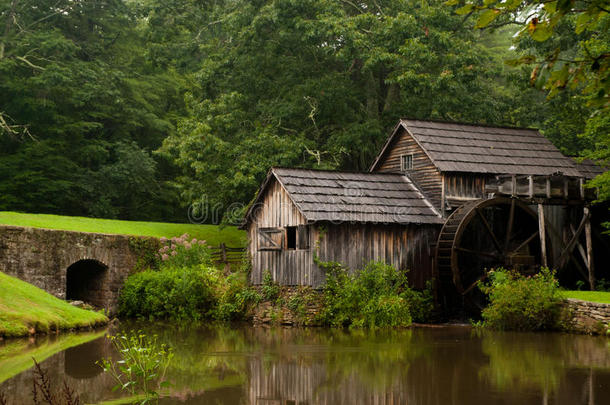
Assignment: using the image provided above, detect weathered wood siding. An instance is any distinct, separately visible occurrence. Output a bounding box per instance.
[247,178,313,285]
[248,177,441,289]
[314,223,439,289]
[373,127,443,208]
[443,173,490,209]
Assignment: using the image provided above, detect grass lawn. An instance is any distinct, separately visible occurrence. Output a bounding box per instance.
[562,290,610,304]
[0,272,108,338]
[0,211,246,247]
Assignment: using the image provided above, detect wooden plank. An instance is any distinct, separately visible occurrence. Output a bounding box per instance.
[558,212,588,269]
[538,204,547,267]
[584,206,595,290]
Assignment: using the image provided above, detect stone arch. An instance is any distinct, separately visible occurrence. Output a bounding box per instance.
[66,258,109,307]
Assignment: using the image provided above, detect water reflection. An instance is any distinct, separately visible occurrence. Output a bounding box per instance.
[0,323,608,404]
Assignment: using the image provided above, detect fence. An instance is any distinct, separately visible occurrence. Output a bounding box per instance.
[209,243,247,271]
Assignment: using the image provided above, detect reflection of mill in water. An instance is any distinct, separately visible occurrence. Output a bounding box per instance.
[247,329,610,405]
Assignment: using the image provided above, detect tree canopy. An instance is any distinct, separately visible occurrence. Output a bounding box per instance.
[0,0,607,222]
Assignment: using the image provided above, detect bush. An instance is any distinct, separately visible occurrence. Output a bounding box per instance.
[479,268,563,331]
[317,261,431,329]
[213,272,261,321]
[120,231,261,321]
[118,266,220,320]
[261,270,280,301]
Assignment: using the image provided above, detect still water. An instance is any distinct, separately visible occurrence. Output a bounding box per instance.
[1,323,609,404]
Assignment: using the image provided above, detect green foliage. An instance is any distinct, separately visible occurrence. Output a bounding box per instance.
[160,0,534,220]
[214,272,262,321]
[451,0,610,207]
[0,0,184,221]
[317,261,432,329]
[119,239,259,321]
[98,332,173,404]
[118,266,221,320]
[479,268,563,331]
[452,0,609,110]
[261,271,281,301]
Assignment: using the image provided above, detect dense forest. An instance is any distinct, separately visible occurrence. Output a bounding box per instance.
[0,0,607,223]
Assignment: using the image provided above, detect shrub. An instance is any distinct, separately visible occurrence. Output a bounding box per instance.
[118,266,221,320]
[261,270,280,301]
[479,268,563,331]
[317,261,431,329]
[214,272,261,321]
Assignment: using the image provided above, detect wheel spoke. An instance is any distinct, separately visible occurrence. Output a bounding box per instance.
[461,273,490,296]
[504,199,515,252]
[455,247,499,259]
[507,231,539,256]
[475,208,503,253]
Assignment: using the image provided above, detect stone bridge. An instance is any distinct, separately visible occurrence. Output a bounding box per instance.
[0,225,158,314]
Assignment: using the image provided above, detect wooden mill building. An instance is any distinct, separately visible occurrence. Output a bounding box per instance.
[242,119,607,299]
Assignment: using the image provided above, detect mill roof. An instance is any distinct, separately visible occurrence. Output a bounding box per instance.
[573,158,607,180]
[242,167,444,227]
[371,119,583,177]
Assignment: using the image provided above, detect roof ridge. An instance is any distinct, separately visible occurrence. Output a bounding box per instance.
[272,166,406,175]
[401,118,539,132]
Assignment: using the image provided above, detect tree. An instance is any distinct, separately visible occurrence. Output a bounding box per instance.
[161,0,527,220]
[448,0,609,202]
[0,0,184,220]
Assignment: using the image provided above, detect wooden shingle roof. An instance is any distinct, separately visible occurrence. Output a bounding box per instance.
[243,168,443,226]
[573,158,607,180]
[372,119,583,176]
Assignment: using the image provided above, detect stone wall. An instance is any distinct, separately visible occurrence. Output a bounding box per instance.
[252,286,323,326]
[563,298,610,335]
[0,225,158,314]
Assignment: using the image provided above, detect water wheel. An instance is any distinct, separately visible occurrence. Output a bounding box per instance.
[436,197,545,306]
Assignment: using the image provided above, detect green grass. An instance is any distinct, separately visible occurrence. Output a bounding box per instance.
[0,330,106,383]
[0,272,108,338]
[562,290,610,304]
[0,211,246,247]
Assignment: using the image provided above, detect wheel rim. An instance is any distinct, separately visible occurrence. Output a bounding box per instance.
[436,197,545,299]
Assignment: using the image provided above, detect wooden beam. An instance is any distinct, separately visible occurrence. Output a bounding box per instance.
[546,177,551,199]
[441,175,446,218]
[570,223,589,268]
[585,206,595,290]
[511,230,539,257]
[538,204,548,267]
[528,176,534,199]
[537,210,587,278]
[505,198,516,252]
[558,211,588,269]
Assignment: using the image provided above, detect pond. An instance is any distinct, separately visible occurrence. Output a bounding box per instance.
[1,323,609,404]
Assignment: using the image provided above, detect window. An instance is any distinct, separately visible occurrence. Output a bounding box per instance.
[400,154,413,171]
[286,226,297,250]
[258,227,283,250]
